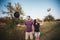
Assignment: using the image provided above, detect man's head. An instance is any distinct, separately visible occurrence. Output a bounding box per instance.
[27,16,31,20]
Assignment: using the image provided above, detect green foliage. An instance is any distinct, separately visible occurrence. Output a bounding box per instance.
[44,15,55,22]
[19,19,25,24]
[0,17,10,24]
[12,18,25,25]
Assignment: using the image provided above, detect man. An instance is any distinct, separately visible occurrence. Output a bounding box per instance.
[25,16,34,40]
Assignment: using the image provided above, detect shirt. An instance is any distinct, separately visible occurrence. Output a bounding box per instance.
[25,20,33,32]
[34,23,40,32]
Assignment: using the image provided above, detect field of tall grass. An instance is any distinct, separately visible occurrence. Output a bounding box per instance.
[40,21,60,40]
[0,21,60,40]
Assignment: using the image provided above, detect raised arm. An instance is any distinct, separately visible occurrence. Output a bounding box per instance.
[40,20,44,25]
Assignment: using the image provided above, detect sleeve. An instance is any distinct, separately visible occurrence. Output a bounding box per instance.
[32,21,34,25]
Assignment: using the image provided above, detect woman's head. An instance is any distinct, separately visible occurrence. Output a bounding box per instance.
[34,19,39,23]
[34,19,36,23]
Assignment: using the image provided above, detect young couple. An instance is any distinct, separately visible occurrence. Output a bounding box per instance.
[25,16,43,40]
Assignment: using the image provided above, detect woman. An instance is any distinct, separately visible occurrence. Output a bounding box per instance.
[33,19,40,40]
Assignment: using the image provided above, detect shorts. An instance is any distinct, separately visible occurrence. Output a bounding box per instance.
[25,32,33,40]
[34,32,40,36]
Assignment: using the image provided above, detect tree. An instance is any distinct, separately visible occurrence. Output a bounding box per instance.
[55,19,60,21]
[44,14,55,22]
[1,2,24,28]
[2,2,24,19]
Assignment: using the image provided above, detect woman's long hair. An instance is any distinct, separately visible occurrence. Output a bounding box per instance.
[34,19,36,24]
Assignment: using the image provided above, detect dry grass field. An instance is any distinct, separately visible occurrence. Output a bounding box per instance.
[0,21,60,40]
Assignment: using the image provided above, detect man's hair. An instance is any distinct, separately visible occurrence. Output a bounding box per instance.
[27,16,30,18]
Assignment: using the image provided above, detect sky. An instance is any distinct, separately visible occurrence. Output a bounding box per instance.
[0,0,60,20]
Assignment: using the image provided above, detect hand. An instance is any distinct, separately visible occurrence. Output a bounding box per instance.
[16,24,21,27]
[32,31,34,34]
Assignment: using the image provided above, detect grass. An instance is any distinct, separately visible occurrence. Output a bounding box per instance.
[0,21,60,40]
[40,21,60,40]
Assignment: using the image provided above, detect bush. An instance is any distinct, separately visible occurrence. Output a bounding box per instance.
[44,15,55,22]
[0,25,25,40]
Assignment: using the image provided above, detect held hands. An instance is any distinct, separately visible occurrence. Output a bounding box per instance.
[16,24,21,27]
[32,31,34,34]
